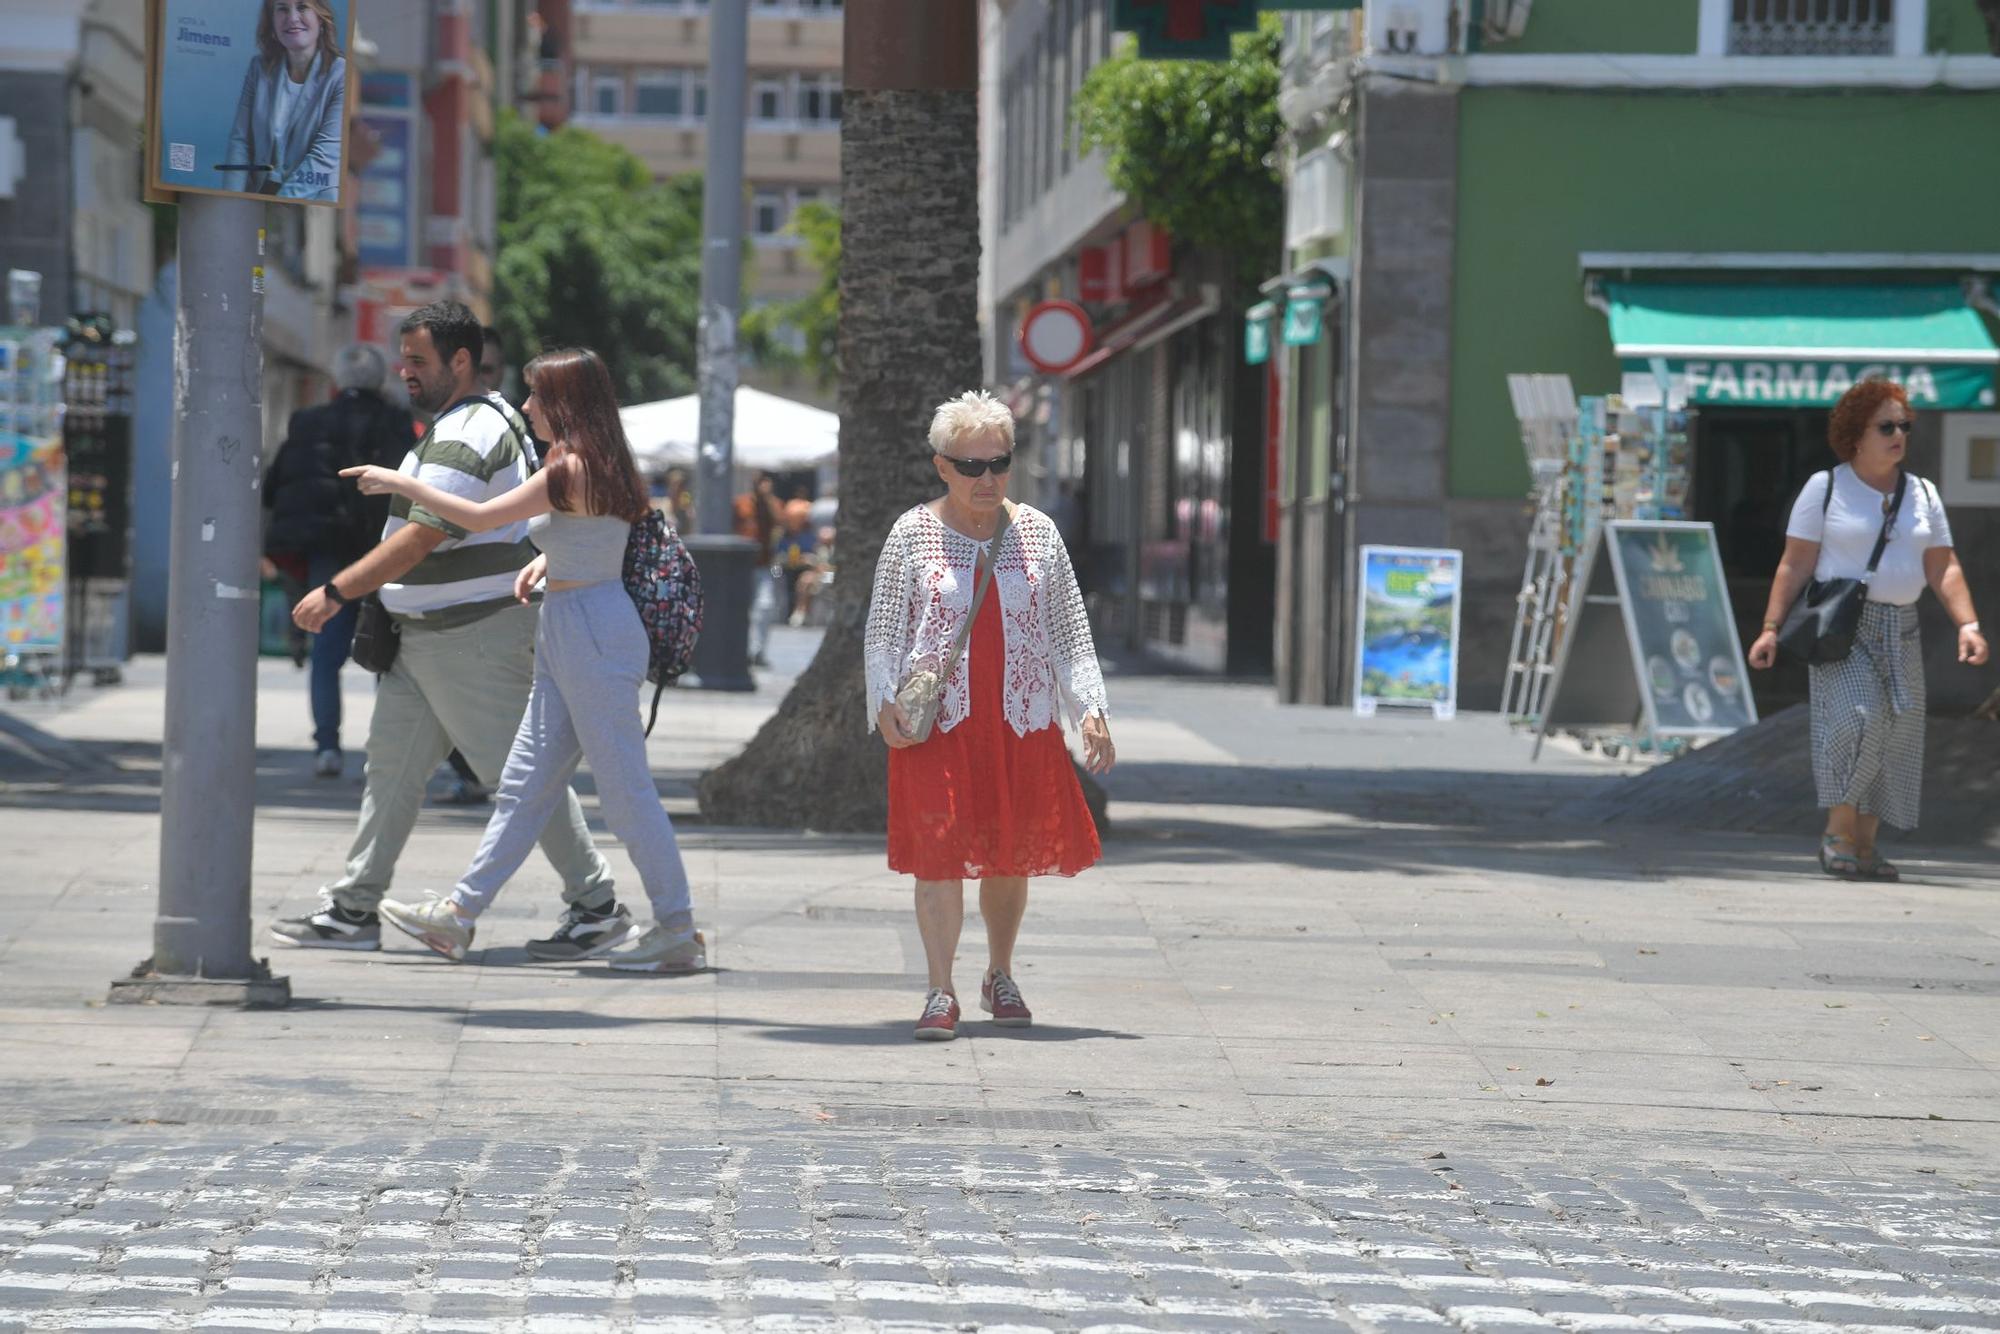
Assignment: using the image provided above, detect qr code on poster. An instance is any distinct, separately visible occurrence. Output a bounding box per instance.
[170,143,195,173]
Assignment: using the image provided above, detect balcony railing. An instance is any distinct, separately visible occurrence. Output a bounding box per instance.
[1727,0,1895,55]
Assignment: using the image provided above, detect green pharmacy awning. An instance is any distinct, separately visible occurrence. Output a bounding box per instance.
[1601,282,2000,410]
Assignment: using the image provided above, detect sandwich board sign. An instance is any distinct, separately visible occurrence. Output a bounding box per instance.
[1353,545,1462,721]
[1533,521,1756,757]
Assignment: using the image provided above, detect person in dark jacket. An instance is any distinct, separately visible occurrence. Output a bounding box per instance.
[263,344,415,776]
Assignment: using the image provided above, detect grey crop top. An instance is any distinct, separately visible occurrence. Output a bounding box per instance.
[528,511,630,584]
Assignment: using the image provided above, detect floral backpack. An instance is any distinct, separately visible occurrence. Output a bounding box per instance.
[622,509,704,735]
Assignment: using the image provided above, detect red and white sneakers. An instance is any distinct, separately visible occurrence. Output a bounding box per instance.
[913,988,961,1041]
[980,970,1033,1027]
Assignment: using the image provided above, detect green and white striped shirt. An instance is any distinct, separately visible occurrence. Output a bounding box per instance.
[378,392,540,620]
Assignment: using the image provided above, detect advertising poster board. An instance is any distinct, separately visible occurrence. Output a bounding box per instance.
[1353,545,1462,720]
[1604,522,1757,736]
[1533,521,1756,756]
[1,332,68,656]
[149,0,356,204]
[356,70,417,268]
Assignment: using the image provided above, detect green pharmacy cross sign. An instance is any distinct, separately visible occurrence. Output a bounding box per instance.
[1114,0,1361,59]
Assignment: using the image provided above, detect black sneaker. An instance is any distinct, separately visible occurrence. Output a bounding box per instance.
[525,902,637,962]
[269,900,380,951]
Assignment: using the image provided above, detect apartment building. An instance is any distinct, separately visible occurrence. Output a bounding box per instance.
[541,0,842,397]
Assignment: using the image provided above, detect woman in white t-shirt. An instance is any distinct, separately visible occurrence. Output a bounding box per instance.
[1747,380,1987,880]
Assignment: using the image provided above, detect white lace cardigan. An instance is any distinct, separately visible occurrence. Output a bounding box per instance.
[865,503,1110,738]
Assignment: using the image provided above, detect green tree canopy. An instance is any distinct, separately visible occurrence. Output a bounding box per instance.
[742,201,840,391]
[1072,18,1284,280]
[493,110,703,403]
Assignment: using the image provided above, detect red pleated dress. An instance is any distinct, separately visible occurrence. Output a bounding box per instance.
[887,587,1101,881]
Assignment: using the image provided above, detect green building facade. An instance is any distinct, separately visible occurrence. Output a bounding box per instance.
[1269,0,2000,716]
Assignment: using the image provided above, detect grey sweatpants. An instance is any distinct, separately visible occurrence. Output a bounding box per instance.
[449,581,693,926]
[326,602,615,913]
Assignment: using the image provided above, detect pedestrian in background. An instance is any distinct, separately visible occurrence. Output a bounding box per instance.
[866,390,1115,1041]
[261,343,414,777]
[1747,379,1987,880]
[736,470,783,667]
[270,302,628,959]
[352,347,706,974]
[779,496,817,626]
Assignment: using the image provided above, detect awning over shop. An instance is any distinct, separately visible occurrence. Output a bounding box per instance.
[1601,282,2000,410]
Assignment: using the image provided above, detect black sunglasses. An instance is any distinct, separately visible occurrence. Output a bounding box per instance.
[1875,419,1916,437]
[941,451,1014,478]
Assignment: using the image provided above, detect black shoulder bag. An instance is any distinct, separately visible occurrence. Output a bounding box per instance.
[1777,468,1906,666]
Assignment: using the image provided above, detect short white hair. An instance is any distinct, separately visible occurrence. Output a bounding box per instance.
[333,344,386,392]
[927,389,1015,455]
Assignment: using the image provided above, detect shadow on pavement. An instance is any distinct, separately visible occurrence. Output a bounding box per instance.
[287,998,1139,1044]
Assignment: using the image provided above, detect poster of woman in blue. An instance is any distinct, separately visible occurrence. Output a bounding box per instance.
[1354,546,1464,720]
[151,0,353,204]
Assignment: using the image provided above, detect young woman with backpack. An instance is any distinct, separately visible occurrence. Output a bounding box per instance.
[342,347,706,973]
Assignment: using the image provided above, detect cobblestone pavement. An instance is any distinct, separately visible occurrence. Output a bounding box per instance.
[1,1135,1996,1332]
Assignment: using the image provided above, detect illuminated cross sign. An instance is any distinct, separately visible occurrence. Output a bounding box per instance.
[1113,0,1362,59]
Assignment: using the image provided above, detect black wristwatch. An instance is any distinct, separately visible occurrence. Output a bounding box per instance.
[323,581,350,606]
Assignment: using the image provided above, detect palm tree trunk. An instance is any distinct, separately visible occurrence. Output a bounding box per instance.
[696,0,985,831]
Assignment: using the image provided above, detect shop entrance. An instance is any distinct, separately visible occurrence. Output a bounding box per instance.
[1691,407,1831,713]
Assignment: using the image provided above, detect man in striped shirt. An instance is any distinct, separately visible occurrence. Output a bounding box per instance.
[270,302,633,960]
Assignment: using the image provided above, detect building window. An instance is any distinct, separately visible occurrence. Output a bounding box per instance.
[635,72,685,118]
[693,77,708,119]
[799,75,841,123]
[591,73,623,116]
[753,79,787,123]
[1723,0,1899,55]
[753,189,786,236]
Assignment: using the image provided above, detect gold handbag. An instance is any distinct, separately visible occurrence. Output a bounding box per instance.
[894,505,1010,744]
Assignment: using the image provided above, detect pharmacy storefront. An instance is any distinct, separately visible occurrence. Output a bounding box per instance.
[1597,277,2000,709]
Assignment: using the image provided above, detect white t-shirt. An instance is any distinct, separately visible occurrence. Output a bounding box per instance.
[1785,464,1952,606]
[268,75,303,184]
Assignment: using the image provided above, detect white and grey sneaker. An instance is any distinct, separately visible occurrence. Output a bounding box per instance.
[269,899,380,951]
[605,925,707,974]
[378,894,476,963]
[525,902,637,962]
[313,749,343,779]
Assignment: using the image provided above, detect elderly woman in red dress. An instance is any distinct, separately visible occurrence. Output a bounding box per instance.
[866,390,1115,1041]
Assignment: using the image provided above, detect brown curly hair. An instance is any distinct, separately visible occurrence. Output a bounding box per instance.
[1827,379,1911,462]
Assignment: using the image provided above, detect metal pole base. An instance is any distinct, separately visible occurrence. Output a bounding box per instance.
[109,957,292,1010]
[684,534,759,692]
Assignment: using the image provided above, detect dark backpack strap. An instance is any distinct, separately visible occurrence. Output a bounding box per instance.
[644,681,666,738]
[1821,469,1835,514]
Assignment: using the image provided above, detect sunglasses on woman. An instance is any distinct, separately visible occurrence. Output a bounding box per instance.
[941,451,1014,478]
[1875,419,1915,437]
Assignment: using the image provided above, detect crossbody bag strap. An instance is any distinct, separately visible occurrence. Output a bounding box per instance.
[936,503,1012,683]
[1862,469,1908,579]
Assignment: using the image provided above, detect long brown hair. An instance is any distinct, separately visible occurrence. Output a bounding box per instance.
[257,0,345,68]
[526,348,650,522]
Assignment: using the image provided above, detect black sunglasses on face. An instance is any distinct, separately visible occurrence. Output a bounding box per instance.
[941,451,1014,478]
[1875,419,1915,437]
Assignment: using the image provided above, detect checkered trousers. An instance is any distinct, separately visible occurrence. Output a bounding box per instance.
[1808,601,1926,830]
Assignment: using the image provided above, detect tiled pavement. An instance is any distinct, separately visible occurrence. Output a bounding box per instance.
[1,1137,1996,1332]
[2,637,1996,1330]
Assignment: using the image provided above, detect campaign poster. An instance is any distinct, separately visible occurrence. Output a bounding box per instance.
[1604,522,1757,737]
[1354,546,1462,720]
[150,0,355,205]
